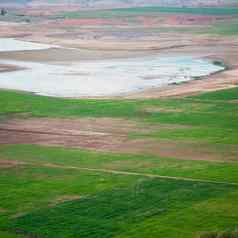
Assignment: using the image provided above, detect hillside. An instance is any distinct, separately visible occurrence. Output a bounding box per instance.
[29,0,238,7]
[2,0,238,7]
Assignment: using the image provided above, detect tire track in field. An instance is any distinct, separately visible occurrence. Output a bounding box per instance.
[41,162,238,187]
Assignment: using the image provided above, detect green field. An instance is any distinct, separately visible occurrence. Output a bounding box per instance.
[62,6,238,36]
[1,88,238,238]
[63,7,238,19]
[1,88,238,145]
[206,21,238,35]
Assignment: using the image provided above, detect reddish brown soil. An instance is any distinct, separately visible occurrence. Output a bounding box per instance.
[0,159,26,168]
[61,18,126,26]
[137,16,161,27]
[164,14,233,26]
[1,118,237,162]
[127,69,238,99]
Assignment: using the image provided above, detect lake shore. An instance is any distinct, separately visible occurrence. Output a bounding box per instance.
[0,37,237,99]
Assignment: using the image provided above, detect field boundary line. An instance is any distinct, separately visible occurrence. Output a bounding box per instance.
[41,163,238,186]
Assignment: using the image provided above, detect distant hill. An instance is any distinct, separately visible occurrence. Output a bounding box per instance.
[1,0,30,3]
[2,0,238,7]
[0,0,30,5]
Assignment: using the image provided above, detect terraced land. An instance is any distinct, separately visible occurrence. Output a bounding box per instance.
[0,87,238,238]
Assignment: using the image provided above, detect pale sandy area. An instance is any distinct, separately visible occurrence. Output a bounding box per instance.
[0,18,237,98]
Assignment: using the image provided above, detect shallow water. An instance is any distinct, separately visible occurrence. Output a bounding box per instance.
[0,38,224,97]
[0,38,55,52]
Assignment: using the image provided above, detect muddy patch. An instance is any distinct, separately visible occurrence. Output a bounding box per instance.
[144,106,184,113]
[0,207,7,213]
[229,99,238,104]
[0,159,26,168]
[51,195,81,206]
[0,63,25,73]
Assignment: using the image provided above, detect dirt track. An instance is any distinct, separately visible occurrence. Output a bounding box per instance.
[41,162,238,186]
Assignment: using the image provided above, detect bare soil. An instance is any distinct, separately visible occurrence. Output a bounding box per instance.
[51,195,81,206]
[0,64,25,73]
[0,159,26,168]
[0,118,237,162]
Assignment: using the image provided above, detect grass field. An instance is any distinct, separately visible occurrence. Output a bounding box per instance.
[206,21,238,35]
[1,88,238,237]
[1,88,238,145]
[62,6,238,36]
[63,7,238,19]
